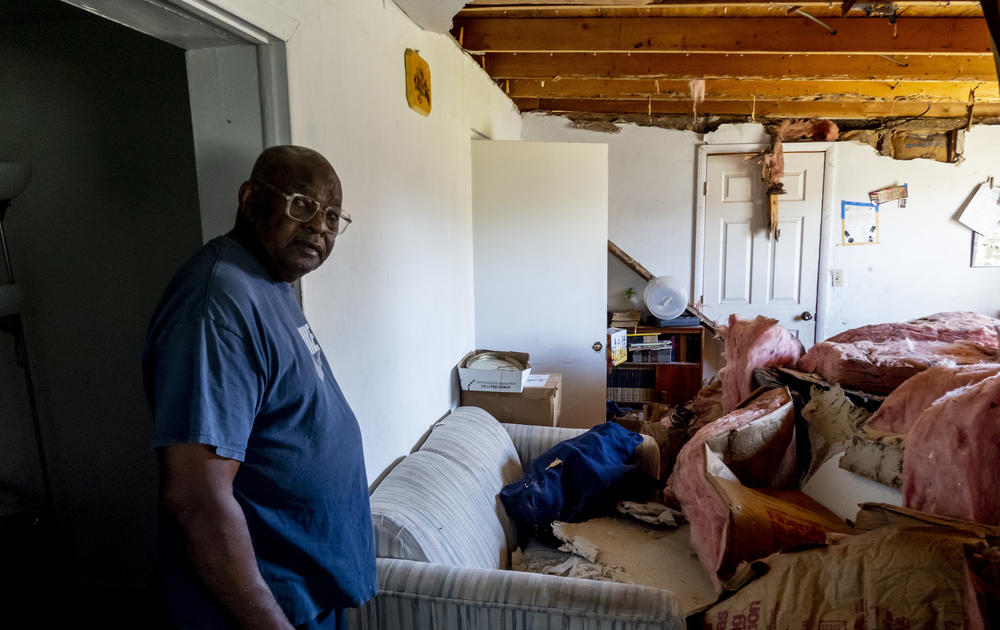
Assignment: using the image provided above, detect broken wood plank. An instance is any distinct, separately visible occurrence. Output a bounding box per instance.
[608,239,654,281]
[484,52,999,82]
[457,17,992,55]
[607,240,719,332]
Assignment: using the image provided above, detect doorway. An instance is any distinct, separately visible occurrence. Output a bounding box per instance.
[697,149,827,347]
[0,0,295,621]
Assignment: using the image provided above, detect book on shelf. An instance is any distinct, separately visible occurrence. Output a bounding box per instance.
[610,310,641,329]
[629,348,673,363]
[626,333,660,343]
[627,341,672,351]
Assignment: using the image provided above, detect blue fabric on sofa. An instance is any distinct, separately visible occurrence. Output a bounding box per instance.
[498,422,643,540]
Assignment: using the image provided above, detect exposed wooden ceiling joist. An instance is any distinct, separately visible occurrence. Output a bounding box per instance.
[482,53,999,82]
[456,17,992,55]
[456,1,1000,126]
[466,0,979,6]
[461,6,984,18]
[505,78,1000,102]
[514,97,1000,119]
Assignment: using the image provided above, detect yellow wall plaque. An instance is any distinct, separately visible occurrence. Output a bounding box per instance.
[404,49,431,117]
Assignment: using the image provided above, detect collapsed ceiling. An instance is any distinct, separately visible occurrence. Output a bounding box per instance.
[453,0,1000,130]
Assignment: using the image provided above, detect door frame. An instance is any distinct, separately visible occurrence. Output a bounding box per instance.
[694,141,836,345]
[61,0,299,293]
[60,0,296,236]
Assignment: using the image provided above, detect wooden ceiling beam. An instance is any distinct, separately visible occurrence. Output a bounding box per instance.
[506,78,1000,102]
[456,17,992,55]
[483,52,999,81]
[513,97,1000,118]
[464,0,978,5]
[462,0,979,6]
[458,6,984,18]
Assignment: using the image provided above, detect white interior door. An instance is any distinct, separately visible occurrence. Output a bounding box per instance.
[472,140,608,429]
[702,151,824,346]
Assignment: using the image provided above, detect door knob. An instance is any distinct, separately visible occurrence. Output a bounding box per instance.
[801,311,814,321]
[592,341,603,352]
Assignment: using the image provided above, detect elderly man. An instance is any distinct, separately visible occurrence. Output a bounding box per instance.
[143,146,375,629]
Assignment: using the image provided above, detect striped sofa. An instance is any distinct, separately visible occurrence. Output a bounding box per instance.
[349,406,685,629]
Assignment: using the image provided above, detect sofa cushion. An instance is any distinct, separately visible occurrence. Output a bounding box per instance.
[370,449,511,570]
[417,406,523,552]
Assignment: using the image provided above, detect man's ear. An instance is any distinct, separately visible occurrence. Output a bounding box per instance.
[237,181,255,220]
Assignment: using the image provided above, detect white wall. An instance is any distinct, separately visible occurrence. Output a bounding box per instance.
[822,130,1000,337]
[525,115,1000,346]
[523,115,700,296]
[282,0,522,481]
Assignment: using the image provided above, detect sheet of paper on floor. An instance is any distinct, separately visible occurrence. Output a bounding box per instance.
[801,453,902,522]
[544,517,718,614]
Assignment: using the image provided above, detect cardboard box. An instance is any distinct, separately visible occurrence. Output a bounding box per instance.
[607,327,627,367]
[461,373,561,426]
[458,349,531,393]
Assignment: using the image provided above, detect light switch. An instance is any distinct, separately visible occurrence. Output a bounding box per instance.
[831,269,845,287]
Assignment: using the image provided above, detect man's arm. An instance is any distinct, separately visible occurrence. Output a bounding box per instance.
[160,443,295,630]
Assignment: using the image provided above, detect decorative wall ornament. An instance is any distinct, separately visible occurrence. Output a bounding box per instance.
[404,48,431,117]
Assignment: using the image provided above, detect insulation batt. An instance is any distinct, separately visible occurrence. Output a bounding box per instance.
[775,118,839,142]
[667,389,797,589]
[718,314,803,412]
[867,363,1000,434]
[903,373,1000,525]
[798,312,1000,395]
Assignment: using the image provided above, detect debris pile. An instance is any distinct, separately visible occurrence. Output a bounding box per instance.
[717,314,803,412]
[511,309,1000,624]
[798,311,1000,394]
[674,310,1000,622]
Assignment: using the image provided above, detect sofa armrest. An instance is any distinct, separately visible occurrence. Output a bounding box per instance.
[502,423,661,480]
[349,558,684,630]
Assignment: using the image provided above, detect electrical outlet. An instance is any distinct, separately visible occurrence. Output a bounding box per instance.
[831,269,845,287]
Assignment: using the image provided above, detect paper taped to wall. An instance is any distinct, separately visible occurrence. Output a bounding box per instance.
[958,182,1000,236]
[841,201,879,246]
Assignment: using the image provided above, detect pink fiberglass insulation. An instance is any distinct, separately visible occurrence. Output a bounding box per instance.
[903,373,1000,525]
[718,314,803,412]
[826,312,999,346]
[668,388,796,589]
[798,312,1000,395]
[776,118,840,142]
[867,363,1000,434]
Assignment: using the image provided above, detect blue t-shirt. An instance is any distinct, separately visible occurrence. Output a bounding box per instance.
[143,236,376,625]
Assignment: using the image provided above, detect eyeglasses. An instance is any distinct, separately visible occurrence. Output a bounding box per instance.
[253,178,352,235]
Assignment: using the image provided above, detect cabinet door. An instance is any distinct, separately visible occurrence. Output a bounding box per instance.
[472,140,608,429]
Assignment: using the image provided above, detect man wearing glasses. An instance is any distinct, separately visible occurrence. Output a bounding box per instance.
[143,146,375,629]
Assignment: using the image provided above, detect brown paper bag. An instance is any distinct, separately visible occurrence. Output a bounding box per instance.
[704,525,985,629]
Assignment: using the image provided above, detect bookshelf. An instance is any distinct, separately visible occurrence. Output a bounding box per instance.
[607,325,704,406]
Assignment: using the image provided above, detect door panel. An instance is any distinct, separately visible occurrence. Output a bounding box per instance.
[472,141,608,428]
[703,152,824,346]
[769,216,803,303]
[721,220,752,304]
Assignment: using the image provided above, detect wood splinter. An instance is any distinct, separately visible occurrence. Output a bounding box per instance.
[767,183,785,241]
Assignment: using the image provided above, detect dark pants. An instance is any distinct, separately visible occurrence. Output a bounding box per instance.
[297,608,345,630]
